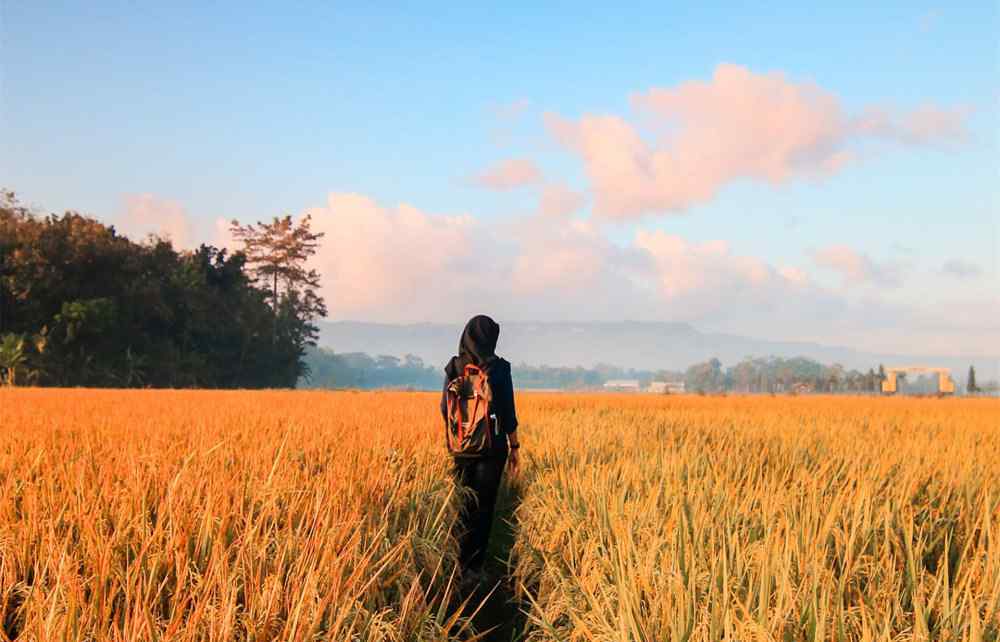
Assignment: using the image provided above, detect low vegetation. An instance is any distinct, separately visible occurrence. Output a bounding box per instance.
[0,389,467,641]
[1,389,996,640]
[511,394,999,640]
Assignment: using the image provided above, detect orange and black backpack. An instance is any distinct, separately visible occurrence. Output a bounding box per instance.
[444,361,498,457]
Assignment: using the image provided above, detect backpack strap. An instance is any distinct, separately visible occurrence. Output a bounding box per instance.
[463,363,488,443]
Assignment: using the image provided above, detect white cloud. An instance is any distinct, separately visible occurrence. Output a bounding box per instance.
[213,217,238,251]
[812,245,902,287]
[179,188,995,355]
[469,158,543,190]
[119,194,193,248]
[546,64,968,219]
[853,104,968,146]
[778,266,810,286]
[510,218,609,295]
[303,193,488,319]
[537,183,585,217]
[303,192,845,329]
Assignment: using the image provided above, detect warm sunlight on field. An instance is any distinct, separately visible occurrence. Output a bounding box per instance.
[1,389,998,641]
[509,394,1000,642]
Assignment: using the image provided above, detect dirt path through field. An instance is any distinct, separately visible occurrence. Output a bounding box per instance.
[462,478,527,641]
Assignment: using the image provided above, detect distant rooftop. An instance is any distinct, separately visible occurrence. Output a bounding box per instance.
[604,379,641,388]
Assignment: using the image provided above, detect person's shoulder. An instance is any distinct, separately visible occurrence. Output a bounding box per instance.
[443,355,460,376]
[489,357,512,374]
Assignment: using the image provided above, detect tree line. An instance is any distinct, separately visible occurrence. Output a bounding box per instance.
[0,191,325,388]
[301,348,443,390]
[683,356,989,395]
[511,362,683,390]
[299,345,686,391]
[304,349,980,395]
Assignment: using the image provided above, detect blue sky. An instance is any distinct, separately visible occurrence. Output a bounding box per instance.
[2,2,997,356]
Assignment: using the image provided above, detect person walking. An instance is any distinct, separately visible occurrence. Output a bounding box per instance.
[441,315,520,586]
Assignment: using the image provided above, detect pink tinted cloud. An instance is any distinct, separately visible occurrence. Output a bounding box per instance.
[301,192,623,320]
[273,190,992,354]
[299,190,820,322]
[213,217,239,250]
[634,230,802,303]
[120,194,193,247]
[470,158,543,190]
[537,183,584,217]
[812,244,902,287]
[306,193,475,318]
[854,104,968,145]
[899,105,968,143]
[547,64,968,219]
[510,218,609,294]
[778,266,810,286]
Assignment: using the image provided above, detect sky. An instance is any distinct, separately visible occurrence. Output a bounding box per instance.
[2,2,997,357]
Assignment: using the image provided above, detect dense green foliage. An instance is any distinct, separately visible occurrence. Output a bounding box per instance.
[0,192,313,387]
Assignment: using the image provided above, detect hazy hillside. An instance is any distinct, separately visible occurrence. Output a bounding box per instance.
[318,321,998,382]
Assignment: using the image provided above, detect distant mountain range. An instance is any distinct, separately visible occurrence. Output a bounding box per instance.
[318,321,998,382]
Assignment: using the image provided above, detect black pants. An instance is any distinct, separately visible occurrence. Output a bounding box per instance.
[453,454,507,571]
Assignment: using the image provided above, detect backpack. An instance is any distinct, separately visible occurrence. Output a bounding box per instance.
[444,361,498,457]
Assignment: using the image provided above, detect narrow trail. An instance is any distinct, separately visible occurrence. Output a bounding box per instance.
[459,479,528,641]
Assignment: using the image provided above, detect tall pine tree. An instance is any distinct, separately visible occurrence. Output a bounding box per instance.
[229,215,327,348]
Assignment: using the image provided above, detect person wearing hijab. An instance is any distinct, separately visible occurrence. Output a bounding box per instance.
[441,315,520,581]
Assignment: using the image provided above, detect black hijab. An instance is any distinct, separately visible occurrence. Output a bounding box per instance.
[446,315,499,378]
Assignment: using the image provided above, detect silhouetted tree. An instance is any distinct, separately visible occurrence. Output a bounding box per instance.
[0,190,305,388]
[229,215,326,345]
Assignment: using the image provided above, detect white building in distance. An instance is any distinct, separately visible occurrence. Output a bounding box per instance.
[648,381,686,394]
[604,379,641,391]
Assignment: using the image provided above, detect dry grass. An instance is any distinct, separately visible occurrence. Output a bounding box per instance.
[511,394,1000,641]
[1,389,997,641]
[0,389,469,641]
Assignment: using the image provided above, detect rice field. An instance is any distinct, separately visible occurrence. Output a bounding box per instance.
[1,389,997,641]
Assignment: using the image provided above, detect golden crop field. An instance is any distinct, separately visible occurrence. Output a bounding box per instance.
[1,389,997,642]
